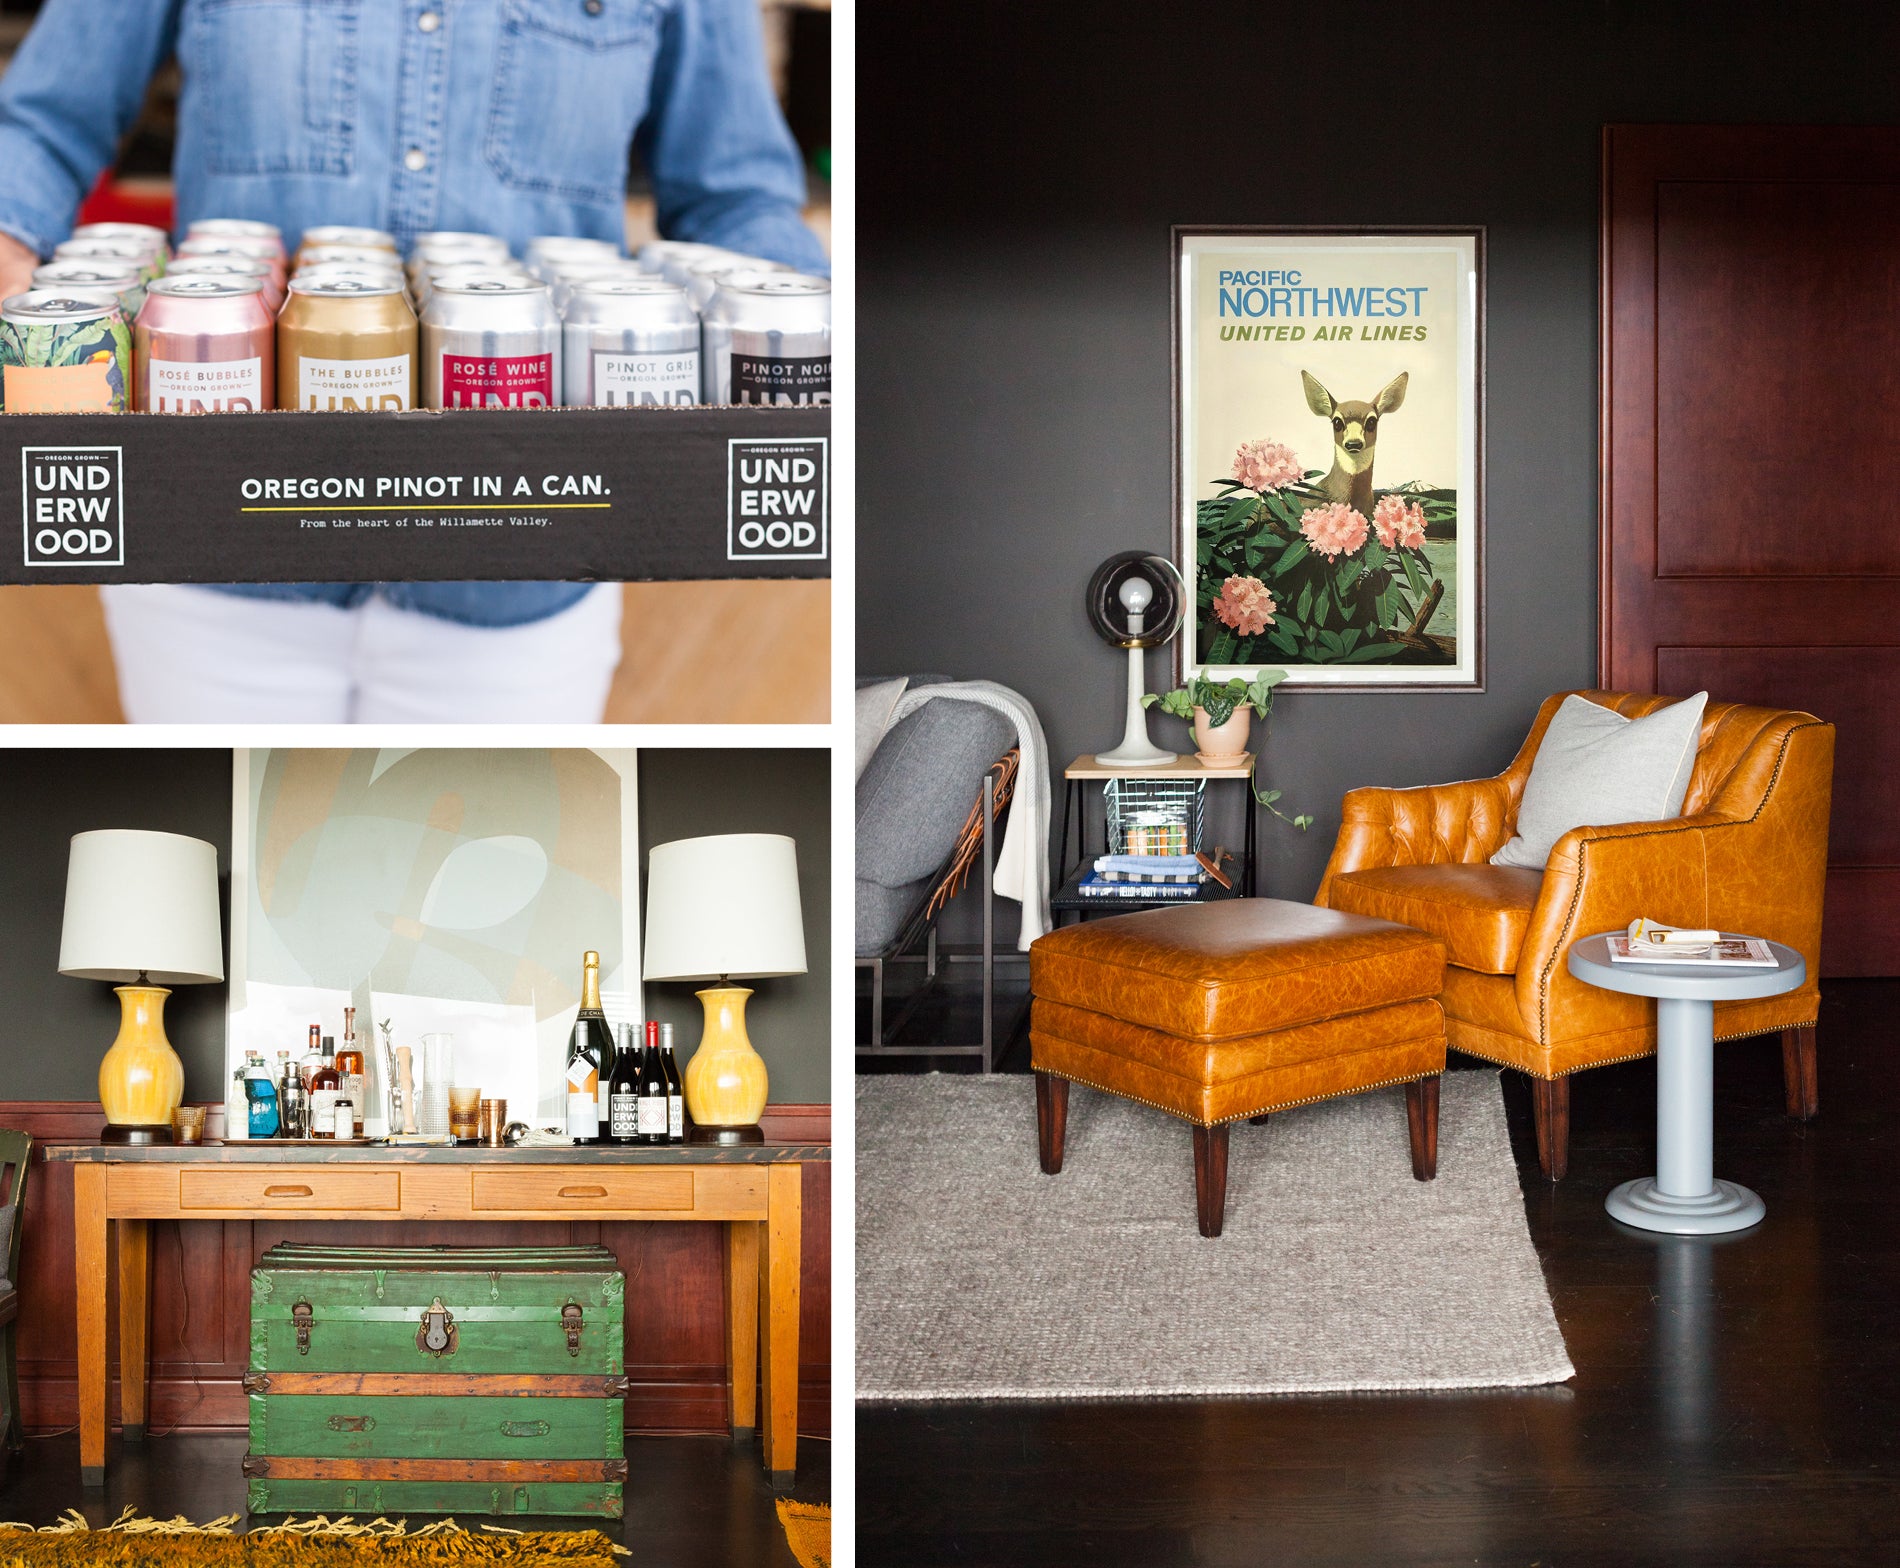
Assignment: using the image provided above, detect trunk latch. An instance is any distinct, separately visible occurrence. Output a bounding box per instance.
[417,1297,458,1356]
[562,1302,583,1356]
[291,1301,313,1356]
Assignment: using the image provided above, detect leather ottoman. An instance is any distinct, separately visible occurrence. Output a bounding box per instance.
[1029,898,1449,1236]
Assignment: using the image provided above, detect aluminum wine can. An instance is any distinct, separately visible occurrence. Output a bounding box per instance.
[133,276,274,413]
[294,225,397,264]
[637,239,750,284]
[421,277,561,408]
[681,260,779,313]
[52,236,164,284]
[163,255,284,311]
[31,262,146,320]
[294,263,409,299]
[277,277,417,412]
[524,234,622,280]
[702,275,831,405]
[407,233,510,281]
[184,217,285,261]
[0,289,131,412]
[548,260,649,312]
[176,236,288,291]
[411,260,536,310]
[71,221,171,266]
[297,244,405,273]
[562,277,700,407]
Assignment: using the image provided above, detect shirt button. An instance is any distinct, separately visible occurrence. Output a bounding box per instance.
[418,10,441,30]
[584,0,603,13]
[404,148,428,172]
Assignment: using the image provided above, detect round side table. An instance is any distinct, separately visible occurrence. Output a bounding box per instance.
[1566,933,1806,1235]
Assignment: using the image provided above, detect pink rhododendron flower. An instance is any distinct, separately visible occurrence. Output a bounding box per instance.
[1372,493,1429,552]
[1231,439,1303,493]
[1212,575,1277,636]
[1299,501,1369,561]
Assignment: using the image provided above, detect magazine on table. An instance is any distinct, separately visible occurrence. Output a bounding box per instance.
[1607,925,1777,967]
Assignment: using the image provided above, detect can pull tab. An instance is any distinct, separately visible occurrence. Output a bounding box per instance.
[417,1297,457,1356]
[292,1301,313,1356]
[562,1302,583,1357]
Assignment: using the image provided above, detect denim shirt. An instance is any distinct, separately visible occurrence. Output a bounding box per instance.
[0,0,828,627]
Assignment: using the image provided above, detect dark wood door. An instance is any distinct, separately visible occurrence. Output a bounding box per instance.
[1602,123,1900,976]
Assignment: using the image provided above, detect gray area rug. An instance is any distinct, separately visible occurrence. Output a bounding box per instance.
[857,1070,1574,1401]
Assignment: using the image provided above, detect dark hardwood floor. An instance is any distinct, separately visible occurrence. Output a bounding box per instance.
[0,1431,828,1567]
[857,976,1900,1566]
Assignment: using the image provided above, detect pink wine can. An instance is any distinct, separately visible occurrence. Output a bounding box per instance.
[133,276,274,413]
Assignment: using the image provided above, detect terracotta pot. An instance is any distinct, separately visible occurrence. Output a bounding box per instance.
[1192,705,1252,765]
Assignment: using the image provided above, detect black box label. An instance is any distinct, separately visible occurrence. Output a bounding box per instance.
[728,438,828,560]
[21,444,124,566]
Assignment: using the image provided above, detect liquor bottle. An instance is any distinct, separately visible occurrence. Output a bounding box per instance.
[565,1015,603,1143]
[636,1020,669,1146]
[301,1023,324,1089]
[574,949,617,1145]
[245,1052,280,1139]
[309,1037,341,1140]
[228,1056,251,1142]
[276,1050,308,1138]
[659,1022,685,1144]
[607,1023,641,1144]
[337,1007,366,1136]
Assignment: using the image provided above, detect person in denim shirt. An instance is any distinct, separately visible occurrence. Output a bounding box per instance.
[0,0,827,722]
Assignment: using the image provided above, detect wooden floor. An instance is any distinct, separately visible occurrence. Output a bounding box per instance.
[0,581,829,725]
[856,978,1900,1567]
[0,1431,828,1567]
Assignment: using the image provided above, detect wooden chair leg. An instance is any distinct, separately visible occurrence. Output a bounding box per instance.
[1531,1074,1570,1182]
[1404,1076,1440,1181]
[1192,1123,1229,1238]
[1,1322,18,1454]
[1780,1026,1819,1120]
[1035,1072,1069,1175]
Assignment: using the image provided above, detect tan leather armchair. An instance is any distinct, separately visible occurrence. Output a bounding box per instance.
[1317,692,1834,1179]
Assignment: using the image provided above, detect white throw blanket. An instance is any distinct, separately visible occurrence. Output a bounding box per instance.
[882,680,1053,949]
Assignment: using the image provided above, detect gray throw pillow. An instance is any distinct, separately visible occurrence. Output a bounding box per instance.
[1490,692,1709,869]
[855,677,909,780]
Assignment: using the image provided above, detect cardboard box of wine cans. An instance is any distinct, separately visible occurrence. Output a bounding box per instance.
[0,403,828,583]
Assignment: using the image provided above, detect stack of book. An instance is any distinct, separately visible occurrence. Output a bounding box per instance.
[1072,854,1208,901]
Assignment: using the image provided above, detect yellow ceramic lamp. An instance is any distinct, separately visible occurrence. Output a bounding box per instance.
[59,830,225,1144]
[643,834,807,1145]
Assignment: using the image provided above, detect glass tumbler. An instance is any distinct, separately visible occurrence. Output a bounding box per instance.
[419,1032,454,1135]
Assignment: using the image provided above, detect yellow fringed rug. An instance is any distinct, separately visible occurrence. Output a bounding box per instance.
[0,1510,630,1566]
[774,1501,830,1568]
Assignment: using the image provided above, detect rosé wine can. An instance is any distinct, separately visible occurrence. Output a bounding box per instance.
[164,255,284,312]
[184,217,285,261]
[277,277,418,412]
[421,277,561,409]
[133,276,274,413]
[31,261,146,320]
[562,277,699,407]
[176,236,288,292]
[52,236,163,285]
[71,221,171,266]
[702,275,830,406]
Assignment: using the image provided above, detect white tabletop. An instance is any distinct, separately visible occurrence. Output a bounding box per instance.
[1566,932,1807,1003]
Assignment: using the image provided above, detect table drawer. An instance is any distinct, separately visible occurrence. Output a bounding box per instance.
[180,1169,401,1212]
[469,1168,694,1213]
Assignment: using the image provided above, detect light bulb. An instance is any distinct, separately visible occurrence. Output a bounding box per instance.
[1117,575,1154,615]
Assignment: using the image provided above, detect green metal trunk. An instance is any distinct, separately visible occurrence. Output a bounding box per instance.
[244,1243,626,1517]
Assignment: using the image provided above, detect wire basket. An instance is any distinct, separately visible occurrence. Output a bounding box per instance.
[1104,778,1205,857]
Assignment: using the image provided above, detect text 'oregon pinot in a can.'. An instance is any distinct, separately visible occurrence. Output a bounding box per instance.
[422,277,561,408]
[563,277,700,407]
[278,277,418,412]
[0,289,132,413]
[703,276,831,405]
[134,276,274,413]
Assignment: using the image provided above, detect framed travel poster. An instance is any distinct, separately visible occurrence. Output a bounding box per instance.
[1173,227,1484,689]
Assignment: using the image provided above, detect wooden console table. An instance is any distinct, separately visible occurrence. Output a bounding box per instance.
[43,1140,824,1491]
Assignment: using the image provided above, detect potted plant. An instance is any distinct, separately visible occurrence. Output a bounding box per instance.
[1143,672,1313,829]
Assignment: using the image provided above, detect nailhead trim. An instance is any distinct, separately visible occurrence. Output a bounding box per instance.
[1043,1063,1440,1129]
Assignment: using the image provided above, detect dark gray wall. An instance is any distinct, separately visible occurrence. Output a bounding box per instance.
[0,750,234,1102]
[858,1,1900,936]
[638,749,831,1104]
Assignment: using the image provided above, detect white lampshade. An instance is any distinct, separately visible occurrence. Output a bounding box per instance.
[643,833,807,983]
[58,829,225,985]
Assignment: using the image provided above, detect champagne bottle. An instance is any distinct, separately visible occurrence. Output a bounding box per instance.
[574,949,617,1145]
[659,1022,685,1144]
[636,1020,669,1146]
[608,1022,641,1144]
[565,1017,603,1143]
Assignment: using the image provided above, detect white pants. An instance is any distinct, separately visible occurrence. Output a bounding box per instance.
[101,584,623,723]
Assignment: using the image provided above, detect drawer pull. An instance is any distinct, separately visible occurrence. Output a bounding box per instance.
[292,1301,313,1356]
[327,1414,375,1434]
[558,1185,608,1198]
[265,1185,314,1198]
[500,1420,550,1439]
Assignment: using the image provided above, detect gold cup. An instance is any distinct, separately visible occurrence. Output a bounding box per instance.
[479,1098,508,1147]
[169,1105,206,1146]
[449,1086,482,1141]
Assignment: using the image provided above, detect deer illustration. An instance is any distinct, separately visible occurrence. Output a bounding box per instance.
[1300,370,1408,518]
